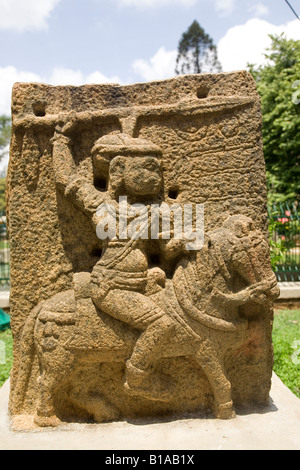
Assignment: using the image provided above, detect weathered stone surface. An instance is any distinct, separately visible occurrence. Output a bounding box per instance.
[7,72,279,428]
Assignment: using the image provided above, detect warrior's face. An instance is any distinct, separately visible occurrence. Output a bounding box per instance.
[108,154,162,198]
[92,134,163,199]
[124,156,162,196]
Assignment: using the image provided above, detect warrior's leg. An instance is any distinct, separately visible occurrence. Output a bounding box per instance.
[124,315,177,401]
[100,289,176,363]
[100,289,177,400]
[129,314,176,370]
[98,289,165,327]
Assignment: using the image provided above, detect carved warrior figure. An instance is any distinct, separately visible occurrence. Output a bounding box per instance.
[8,75,280,427]
[54,127,192,401]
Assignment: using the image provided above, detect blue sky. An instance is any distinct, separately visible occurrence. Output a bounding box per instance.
[0,0,300,119]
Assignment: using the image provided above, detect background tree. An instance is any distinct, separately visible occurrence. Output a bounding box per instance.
[0,115,11,162]
[0,116,11,212]
[0,179,6,213]
[175,20,222,75]
[249,35,300,204]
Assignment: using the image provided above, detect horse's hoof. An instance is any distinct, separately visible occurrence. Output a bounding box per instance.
[34,413,62,428]
[215,401,236,420]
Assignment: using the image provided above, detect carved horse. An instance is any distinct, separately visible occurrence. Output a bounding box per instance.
[11,216,279,426]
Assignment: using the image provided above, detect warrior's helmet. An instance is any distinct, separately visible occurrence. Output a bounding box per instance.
[92,133,162,181]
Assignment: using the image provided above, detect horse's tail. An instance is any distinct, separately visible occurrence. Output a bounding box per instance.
[10,302,44,413]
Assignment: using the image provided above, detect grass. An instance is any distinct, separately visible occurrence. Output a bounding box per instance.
[0,311,299,399]
[273,309,300,398]
[0,240,9,249]
[0,328,13,387]
[0,264,10,281]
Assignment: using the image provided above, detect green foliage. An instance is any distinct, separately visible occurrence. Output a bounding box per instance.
[0,115,11,161]
[249,35,300,203]
[175,20,222,75]
[273,310,300,398]
[268,213,286,269]
[0,328,13,387]
[268,202,300,274]
[0,178,6,213]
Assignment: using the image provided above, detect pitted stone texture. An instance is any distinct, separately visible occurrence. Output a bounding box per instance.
[7,73,279,428]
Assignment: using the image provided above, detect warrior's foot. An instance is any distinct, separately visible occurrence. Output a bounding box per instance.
[124,361,172,402]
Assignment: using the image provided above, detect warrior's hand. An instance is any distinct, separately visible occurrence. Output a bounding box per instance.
[54,111,78,136]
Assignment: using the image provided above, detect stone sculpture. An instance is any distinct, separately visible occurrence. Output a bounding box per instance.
[7,72,279,428]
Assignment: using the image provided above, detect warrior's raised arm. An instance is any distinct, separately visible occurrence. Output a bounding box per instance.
[51,117,106,226]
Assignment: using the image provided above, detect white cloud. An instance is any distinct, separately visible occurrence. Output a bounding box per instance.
[85,71,121,85]
[0,64,121,173]
[48,68,85,87]
[0,65,42,172]
[0,147,9,174]
[0,66,122,116]
[49,67,121,86]
[218,18,300,72]
[248,2,269,17]
[48,68,121,86]
[214,0,269,17]
[0,0,62,32]
[214,0,236,16]
[0,66,41,115]
[115,0,237,14]
[116,0,196,8]
[133,47,177,82]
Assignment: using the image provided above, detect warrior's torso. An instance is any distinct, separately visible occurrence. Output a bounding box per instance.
[92,236,149,296]
[100,239,148,273]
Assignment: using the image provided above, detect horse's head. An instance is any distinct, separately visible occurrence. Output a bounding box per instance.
[222,215,255,239]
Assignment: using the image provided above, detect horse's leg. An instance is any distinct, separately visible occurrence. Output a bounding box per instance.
[34,371,62,427]
[34,342,75,427]
[194,339,235,419]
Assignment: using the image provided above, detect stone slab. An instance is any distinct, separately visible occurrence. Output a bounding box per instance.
[0,290,10,309]
[7,73,279,424]
[0,373,299,450]
[278,282,300,300]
